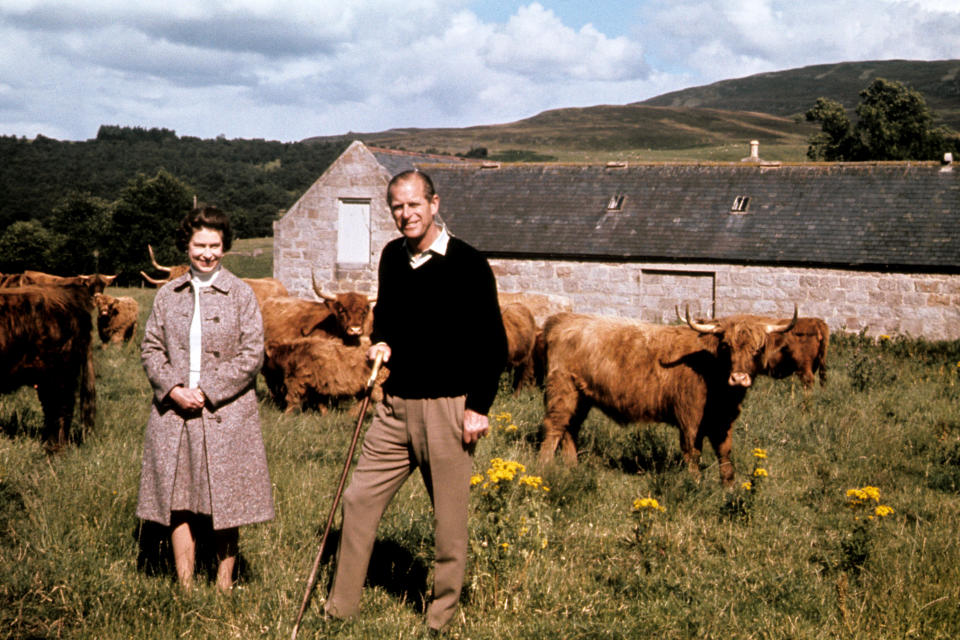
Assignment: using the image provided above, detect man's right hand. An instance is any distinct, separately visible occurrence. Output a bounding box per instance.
[368,342,391,364]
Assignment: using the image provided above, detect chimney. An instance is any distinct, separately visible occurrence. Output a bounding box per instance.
[741,140,761,163]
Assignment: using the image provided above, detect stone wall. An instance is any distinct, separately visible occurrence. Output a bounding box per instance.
[490,258,960,340]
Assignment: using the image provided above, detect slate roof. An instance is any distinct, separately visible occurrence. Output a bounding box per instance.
[412,161,960,273]
[370,146,474,177]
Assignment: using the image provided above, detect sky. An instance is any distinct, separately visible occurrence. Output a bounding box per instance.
[0,0,958,142]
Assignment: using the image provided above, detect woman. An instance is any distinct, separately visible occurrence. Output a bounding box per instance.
[136,206,274,591]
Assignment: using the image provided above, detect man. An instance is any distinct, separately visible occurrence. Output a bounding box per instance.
[324,169,508,633]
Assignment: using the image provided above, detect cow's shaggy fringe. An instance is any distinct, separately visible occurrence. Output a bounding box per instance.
[1,284,960,638]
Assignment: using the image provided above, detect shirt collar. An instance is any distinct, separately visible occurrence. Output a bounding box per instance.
[190,266,222,288]
[406,224,450,269]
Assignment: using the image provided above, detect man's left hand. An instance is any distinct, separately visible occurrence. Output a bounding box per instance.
[462,409,489,444]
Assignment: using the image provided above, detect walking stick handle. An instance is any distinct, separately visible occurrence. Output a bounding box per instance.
[366,349,385,389]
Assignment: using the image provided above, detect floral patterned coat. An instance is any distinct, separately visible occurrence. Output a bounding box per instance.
[136,268,274,530]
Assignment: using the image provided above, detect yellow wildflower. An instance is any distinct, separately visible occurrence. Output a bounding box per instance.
[470,474,483,486]
[518,475,545,489]
[752,448,767,459]
[632,497,665,512]
[741,481,752,491]
[753,468,768,477]
[874,505,895,518]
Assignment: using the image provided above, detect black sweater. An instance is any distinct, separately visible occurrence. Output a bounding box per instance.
[371,236,508,415]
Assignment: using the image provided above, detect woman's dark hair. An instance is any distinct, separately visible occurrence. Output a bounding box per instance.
[175,206,233,252]
[387,169,436,202]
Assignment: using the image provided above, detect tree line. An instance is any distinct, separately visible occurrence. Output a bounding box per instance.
[0,129,347,284]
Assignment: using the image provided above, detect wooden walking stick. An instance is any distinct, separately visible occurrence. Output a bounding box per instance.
[291,350,385,640]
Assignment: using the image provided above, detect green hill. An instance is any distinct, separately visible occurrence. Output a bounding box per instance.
[310,59,960,163]
[640,59,960,129]
[315,104,815,162]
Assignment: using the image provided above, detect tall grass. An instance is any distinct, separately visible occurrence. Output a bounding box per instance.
[2,279,959,638]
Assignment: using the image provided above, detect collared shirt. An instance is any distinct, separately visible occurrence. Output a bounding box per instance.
[405,225,450,269]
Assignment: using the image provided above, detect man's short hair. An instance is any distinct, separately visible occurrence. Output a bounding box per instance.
[387,169,436,203]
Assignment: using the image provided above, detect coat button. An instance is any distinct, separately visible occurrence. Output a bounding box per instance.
[212,317,220,323]
[215,415,222,423]
[213,351,220,358]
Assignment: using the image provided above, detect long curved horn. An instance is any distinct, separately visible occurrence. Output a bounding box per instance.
[683,304,720,334]
[765,304,798,334]
[140,270,169,286]
[311,271,337,302]
[147,244,172,274]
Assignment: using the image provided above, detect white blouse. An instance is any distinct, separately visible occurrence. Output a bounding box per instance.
[188,267,220,388]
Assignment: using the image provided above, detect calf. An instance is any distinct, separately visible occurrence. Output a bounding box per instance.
[0,285,96,450]
[539,308,796,485]
[93,293,140,347]
[262,337,388,414]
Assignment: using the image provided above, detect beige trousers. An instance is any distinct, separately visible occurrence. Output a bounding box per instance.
[325,394,471,630]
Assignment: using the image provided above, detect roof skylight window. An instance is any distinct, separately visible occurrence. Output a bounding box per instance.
[731,195,751,213]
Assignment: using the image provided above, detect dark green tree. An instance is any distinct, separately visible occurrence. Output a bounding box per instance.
[0,220,57,273]
[46,192,114,275]
[108,170,193,285]
[804,97,861,161]
[855,78,952,160]
[806,78,959,161]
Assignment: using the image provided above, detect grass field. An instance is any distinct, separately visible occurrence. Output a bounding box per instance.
[2,252,960,639]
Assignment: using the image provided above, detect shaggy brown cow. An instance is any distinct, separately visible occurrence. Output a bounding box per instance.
[140,245,190,286]
[539,308,796,485]
[7,271,117,294]
[763,317,829,387]
[0,285,96,450]
[498,291,572,326]
[262,337,388,413]
[243,277,289,308]
[261,296,335,344]
[261,276,375,346]
[311,273,375,342]
[501,302,538,392]
[260,281,375,403]
[93,293,139,347]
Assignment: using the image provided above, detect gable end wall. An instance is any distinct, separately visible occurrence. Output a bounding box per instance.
[273,142,396,298]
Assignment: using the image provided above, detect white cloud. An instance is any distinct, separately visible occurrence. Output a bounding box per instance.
[637,0,960,81]
[482,3,647,81]
[0,0,957,141]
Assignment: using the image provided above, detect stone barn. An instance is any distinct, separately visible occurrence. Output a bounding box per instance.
[274,141,960,340]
